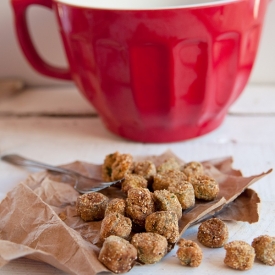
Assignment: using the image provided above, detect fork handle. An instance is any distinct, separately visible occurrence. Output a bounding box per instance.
[1,154,77,176]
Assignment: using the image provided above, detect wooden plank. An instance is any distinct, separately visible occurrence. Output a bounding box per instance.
[0,116,274,200]
[1,84,275,116]
[229,84,275,114]
[0,85,96,115]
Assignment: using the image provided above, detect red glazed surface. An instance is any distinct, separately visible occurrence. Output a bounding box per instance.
[11,0,269,142]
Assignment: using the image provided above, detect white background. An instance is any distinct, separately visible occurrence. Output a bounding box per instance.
[0,0,274,87]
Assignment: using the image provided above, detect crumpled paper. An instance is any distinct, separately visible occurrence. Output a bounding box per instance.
[0,151,272,275]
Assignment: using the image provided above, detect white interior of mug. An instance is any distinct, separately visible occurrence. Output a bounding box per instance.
[55,0,241,10]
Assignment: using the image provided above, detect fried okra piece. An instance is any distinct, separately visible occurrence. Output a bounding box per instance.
[197,218,229,248]
[176,239,203,267]
[131,232,168,264]
[145,211,179,245]
[181,161,204,177]
[111,153,134,181]
[125,187,155,227]
[102,151,120,181]
[121,174,148,194]
[105,198,126,216]
[153,189,182,220]
[224,240,255,270]
[156,157,181,173]
[99,213,132,241]
[133,160,156,181]
[168,180,195,210]
[98,235,137,274]
[76,192,108,221]
[252,235,275,266]
[152,170,187,191]
[189,174,219,201]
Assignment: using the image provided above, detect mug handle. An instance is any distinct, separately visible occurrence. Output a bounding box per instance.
[11,0,72,80]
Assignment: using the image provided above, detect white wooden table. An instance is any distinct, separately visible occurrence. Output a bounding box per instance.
[0,83,275,274]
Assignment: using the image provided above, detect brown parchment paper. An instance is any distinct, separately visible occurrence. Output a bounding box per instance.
[0,151,272,275]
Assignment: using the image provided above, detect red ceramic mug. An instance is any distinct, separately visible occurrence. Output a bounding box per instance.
[11,0,269,142]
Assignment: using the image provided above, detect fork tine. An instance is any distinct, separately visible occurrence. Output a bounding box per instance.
[75,178,124,193]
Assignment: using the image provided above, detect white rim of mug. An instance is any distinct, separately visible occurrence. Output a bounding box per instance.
[54,0,243,10]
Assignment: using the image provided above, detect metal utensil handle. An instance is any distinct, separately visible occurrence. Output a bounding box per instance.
[1,154,76,176]
[1,154,124,194]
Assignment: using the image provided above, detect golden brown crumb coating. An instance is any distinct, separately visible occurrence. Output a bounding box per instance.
[176,239,203,267]
[131,232,168,264]
[156,157,181,173]
[181,161,204,177]
[102,151,120,181]
[189,174,219,201]
[121,174,148,194]
[197,218,229,248]
[153,189,182,220]
[105,198,126,216]
[99,213,132,241]
[98,235,137,274]
[145,211,179,244]
[111,153,134,181]
[252,235,275,266]
[133,160,156,181]
[168,180,195,210]
[76,192,108,221]
[224,240,255,270]
[125,187,155,227]
[152,170,187,191]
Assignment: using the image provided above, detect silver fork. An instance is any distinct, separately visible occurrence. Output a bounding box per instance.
[1,154,123,193]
